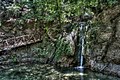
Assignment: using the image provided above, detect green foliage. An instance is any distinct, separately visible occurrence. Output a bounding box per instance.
[31,40,55,58]
[31,36,72,60]
[54,36,72,60]
[87,20,104,49]
[1,0,118,28]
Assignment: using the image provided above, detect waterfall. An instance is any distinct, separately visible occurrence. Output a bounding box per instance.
[75,22,85,70]
[74,12,92,72]
[79,22,85,68]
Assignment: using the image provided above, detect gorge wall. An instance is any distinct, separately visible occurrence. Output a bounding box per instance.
[87,5,120,77]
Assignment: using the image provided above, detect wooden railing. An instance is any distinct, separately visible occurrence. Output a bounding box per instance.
[0,33,41,51]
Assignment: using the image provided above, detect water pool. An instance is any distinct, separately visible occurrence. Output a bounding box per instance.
[0,63,120,80]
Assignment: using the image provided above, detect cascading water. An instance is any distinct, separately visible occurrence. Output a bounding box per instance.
[74,12,92,73]
[79,22,85,68]
[75,22,86,71]
[71,13,94,80]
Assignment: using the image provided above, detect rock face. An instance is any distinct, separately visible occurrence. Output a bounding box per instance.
[87,5,120,77]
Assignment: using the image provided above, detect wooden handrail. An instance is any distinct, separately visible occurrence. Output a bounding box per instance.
[0,33,41,51]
